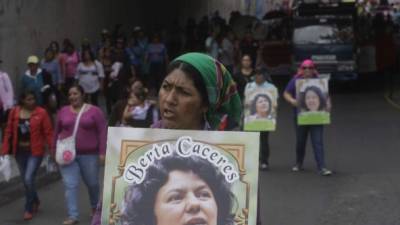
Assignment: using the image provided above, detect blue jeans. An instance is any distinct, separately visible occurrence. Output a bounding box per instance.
[295,125,326,170]
[60,155,100,220]
[15,152,43,213]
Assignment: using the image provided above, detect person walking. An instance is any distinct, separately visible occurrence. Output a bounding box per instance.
[233,54,256,100]
[53,84,107,225]
[283,59,332,176]
[75,49,104,105]
[20,56,45,105]
[91,52,242,225]
[245,68,277,170]
[1,91,53,220]
[0,60,15,130]
[60,39,79,94]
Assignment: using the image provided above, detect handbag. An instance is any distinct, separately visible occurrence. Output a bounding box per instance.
[55,104,86,165]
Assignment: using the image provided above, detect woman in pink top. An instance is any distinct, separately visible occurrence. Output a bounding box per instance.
[61,39,80,94]
[53,84,107,225]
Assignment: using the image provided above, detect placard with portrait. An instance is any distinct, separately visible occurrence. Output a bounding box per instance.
[243,85,278,131]
[295,78,331,125]
[101,127,260,225]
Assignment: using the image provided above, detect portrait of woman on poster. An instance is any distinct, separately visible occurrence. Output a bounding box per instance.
[247,93,273,121]
[298,86,329,113]
[121,154,236,225]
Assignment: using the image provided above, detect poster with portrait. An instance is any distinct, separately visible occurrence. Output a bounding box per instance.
[243,85,278,131]
[101,127,260,225]
[295,78,331,125]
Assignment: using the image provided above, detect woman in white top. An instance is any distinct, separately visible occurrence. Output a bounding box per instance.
[75,49,104,105]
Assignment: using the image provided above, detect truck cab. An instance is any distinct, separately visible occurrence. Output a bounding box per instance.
[292,1,357,81]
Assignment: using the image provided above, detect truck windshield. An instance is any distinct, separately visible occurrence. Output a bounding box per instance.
[293,24,353,44]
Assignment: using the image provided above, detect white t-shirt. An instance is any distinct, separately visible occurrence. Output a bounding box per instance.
[75,61,104,93]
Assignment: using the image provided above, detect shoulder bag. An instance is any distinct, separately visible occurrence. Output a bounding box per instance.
[56,104,86,165]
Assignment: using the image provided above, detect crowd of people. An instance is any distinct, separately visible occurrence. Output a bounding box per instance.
[0,12,332,225]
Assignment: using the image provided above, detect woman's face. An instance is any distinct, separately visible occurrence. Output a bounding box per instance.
[302,65,314,78]
[159,69,207,129]
[305,90,320,111]
[130,81,144,94]
[241,55,252,69]
[255,96,270,117]
[45,51,55,61]
[83,51,91,62]
[68,87,84,107]
[22,94,36,110]
[154,170,218,225]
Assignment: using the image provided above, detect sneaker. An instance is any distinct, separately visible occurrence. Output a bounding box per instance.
[23,212,33,220]
[63,218,79,225]
[319,168,332,176]
[291,165,303,172]
[260,163,269,171]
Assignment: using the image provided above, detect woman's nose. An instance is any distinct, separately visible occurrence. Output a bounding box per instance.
[165,89,178,105]
[185,193,201,214]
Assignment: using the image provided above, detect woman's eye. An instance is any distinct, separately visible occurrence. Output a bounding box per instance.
[161,83,170,91]
[167,194,183,202]
[198,190,211,199]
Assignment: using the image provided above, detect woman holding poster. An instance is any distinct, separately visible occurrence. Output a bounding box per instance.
[244,69,278,170]
[91,52,243,225]
[283,59,332,176]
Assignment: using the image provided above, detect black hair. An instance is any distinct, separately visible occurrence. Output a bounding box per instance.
[18,90,36,106]
[298,86,327,111]
[44,47,55,57]
[250,94,272,116]
[62,39,75,53]
[121,154,236,225]
[81,49,95,62]
[49,41,60,53]
[68,84,87,103]
[165,60,209,107]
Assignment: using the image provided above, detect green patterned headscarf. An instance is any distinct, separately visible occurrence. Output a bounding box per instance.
[174,52,242,130]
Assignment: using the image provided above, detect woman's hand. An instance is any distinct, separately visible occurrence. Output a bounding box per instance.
[99,155,105,166]
[283,91,298,107]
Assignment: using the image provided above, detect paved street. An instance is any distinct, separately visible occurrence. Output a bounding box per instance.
[1,81,400,225]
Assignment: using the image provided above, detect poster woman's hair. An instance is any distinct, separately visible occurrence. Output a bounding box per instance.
[299,86,327,111]
[121,154,236,225]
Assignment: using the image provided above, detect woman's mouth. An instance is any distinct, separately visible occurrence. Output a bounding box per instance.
[185,218,207,225]
[162,108,175,119]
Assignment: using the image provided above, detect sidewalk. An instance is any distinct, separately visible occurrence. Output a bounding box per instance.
[0,160,60,207]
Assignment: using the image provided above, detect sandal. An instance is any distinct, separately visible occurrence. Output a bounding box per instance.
[62,218,79,225]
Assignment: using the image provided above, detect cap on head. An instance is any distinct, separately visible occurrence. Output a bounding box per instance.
[133,26,142,32]
[27,55,39,64]
[101,29,109,34]
[300,59,315,68]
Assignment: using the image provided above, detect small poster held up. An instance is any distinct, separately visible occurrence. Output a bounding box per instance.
[101,127,260,225]
[296,78,331,125]
[244,84,278,131]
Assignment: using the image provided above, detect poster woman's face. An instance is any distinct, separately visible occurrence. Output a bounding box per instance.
[256,96,270,117]
[154,170,218,225]
[305,90,320,111]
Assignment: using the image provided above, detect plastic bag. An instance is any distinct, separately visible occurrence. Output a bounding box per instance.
[0,155,12,182]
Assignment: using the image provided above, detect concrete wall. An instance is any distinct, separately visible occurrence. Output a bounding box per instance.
[0,0,143,90]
